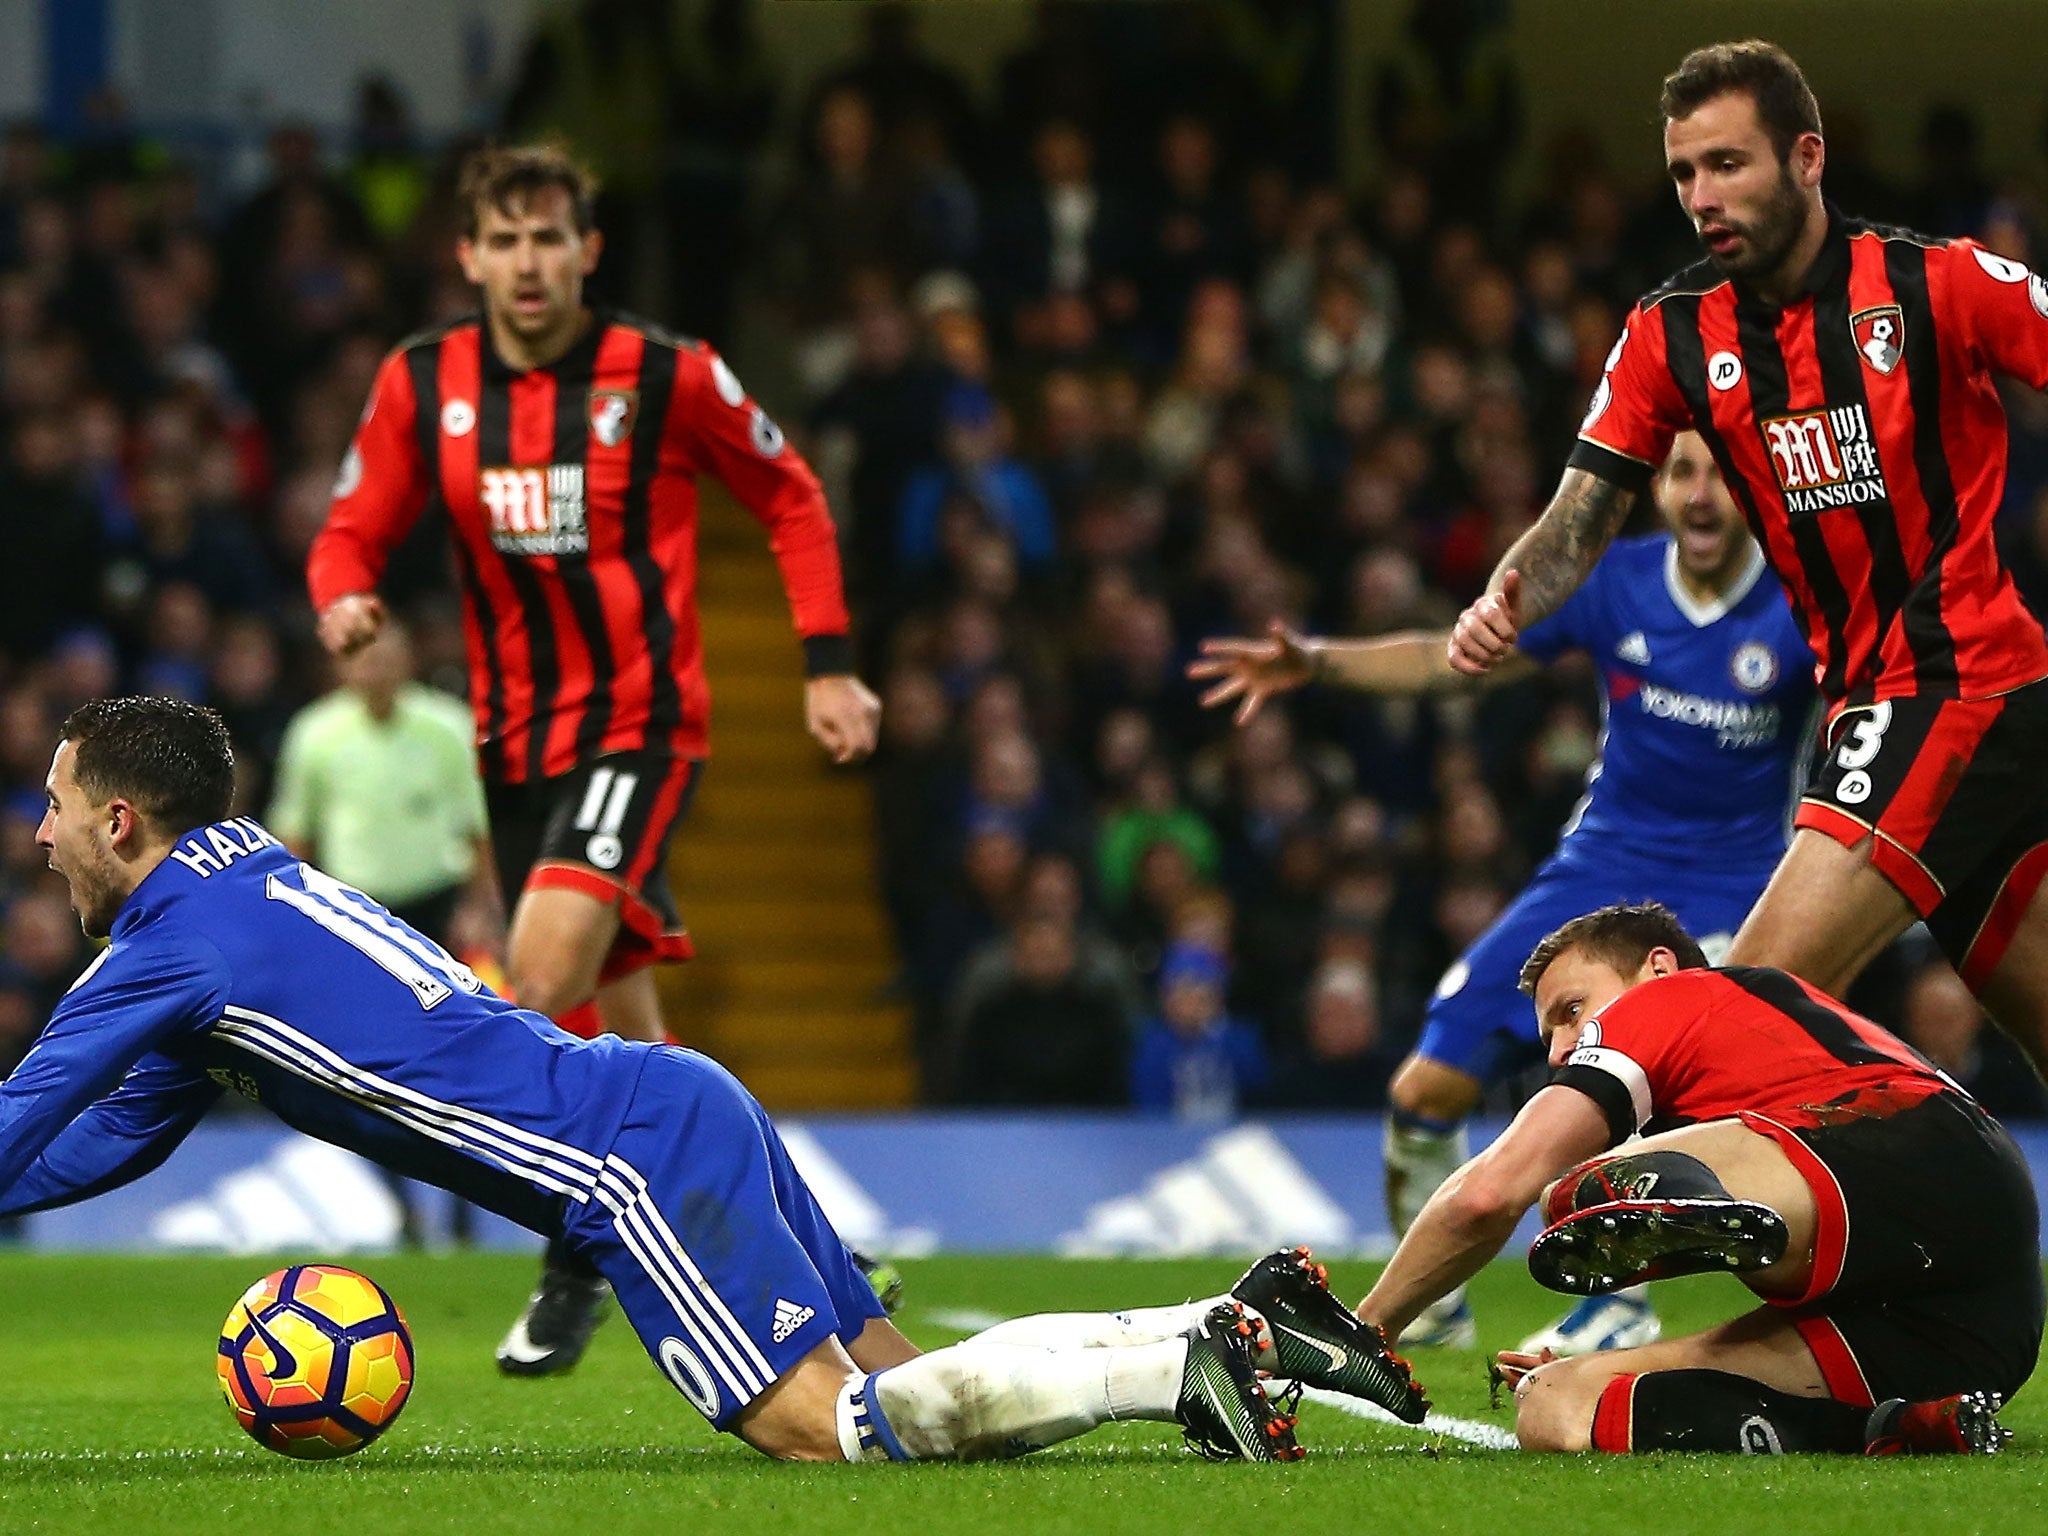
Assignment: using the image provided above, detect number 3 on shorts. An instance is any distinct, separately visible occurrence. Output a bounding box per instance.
[1833,702,1892,805]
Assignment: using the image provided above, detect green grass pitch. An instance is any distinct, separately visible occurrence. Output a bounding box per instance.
[2,1250,2042,1535]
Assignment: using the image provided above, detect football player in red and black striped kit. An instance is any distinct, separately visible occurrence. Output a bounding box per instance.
[1447,41,2048,1077]
[1356,903,2038,1456]
[308,146,880,1375]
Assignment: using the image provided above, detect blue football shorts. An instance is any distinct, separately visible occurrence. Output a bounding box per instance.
[1415,843,1777,1085]
[562,1045,886,1428]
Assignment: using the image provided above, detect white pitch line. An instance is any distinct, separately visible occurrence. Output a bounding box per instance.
[1302,1385,1521,1451]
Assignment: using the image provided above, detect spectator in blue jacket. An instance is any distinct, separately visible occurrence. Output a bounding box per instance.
[1129,941,1267,1120]
[897,381,1057,570]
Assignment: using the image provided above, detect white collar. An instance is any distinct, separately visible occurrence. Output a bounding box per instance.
[1663,536,1765,628]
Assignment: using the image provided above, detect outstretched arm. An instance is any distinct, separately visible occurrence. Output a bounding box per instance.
[0,1054,222,1218]
[1448,468,1636,676]
[0,928,227,1204]
[1190,621,1537,723]
[1355,1085,1610,1342]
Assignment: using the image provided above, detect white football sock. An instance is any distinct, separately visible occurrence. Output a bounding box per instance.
[963,1298,1288,1373]
[964,1300,1223,1351]
[834,1339,1188,1462]
[1385,1115,1471,1232]
[1386,1114,1471,1317]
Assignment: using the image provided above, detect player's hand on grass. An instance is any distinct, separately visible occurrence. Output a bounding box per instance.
[1188,620,1324,725]
[317,593,387,657]
[1447,569,1523,676]
[1489,1346,1558,1394]
[806,673,882,764]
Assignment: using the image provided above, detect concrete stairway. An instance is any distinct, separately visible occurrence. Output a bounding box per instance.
[655,491,915,1109]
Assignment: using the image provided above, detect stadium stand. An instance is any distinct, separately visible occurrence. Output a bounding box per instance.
[0,0,2044,1125]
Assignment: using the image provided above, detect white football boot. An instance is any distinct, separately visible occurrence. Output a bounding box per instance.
[1518,1287,1661,1357]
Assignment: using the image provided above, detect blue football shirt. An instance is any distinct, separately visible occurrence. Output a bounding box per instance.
[0,819,650,1230]
[1516,534,1818,867]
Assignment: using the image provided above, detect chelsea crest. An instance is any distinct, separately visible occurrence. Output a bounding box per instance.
[1730,641,1779,694]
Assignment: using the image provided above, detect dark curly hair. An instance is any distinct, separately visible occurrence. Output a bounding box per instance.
[60,696,235,838]
[1661,40,1823,163]
[457,141,599,240]
[1519,902,1709,997]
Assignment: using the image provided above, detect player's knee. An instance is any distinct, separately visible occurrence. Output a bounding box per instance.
[506,971,579,1020]
[505,892,615,1016]
[1513,1357,1602,1453]
[506,949,597,1019]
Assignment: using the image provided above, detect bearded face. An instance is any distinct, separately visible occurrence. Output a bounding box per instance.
[1702,160,1812,278]
[1664,90,1824,288]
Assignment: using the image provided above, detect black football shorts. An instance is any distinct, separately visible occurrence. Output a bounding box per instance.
[486,750,703,981]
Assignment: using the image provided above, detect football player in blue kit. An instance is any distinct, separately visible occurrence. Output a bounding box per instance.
[1191,431,1816,1355]
[1,696,1428,1462]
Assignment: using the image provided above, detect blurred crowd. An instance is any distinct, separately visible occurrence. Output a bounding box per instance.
[0,0,2043,1122]
[0,78,488,1079]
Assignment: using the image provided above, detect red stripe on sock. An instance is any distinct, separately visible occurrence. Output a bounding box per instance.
[1591,1373,1638,1453]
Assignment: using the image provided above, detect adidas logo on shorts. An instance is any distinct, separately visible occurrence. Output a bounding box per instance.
[771,1298,815,1343]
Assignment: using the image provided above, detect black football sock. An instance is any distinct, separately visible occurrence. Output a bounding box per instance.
[1593,1370,1870,1454]
[542,1233,603,1283]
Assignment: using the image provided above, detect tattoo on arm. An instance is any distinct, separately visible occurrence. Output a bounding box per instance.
[1490,468,1636,624]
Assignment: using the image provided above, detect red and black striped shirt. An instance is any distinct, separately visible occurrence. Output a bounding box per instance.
[1570,209,2048,716]
[1553,965,1954,1147]
[308,312,852,784]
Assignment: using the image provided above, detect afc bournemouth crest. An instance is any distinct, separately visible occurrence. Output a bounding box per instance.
[589,389,639,447]
[1850,304,1903,375]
